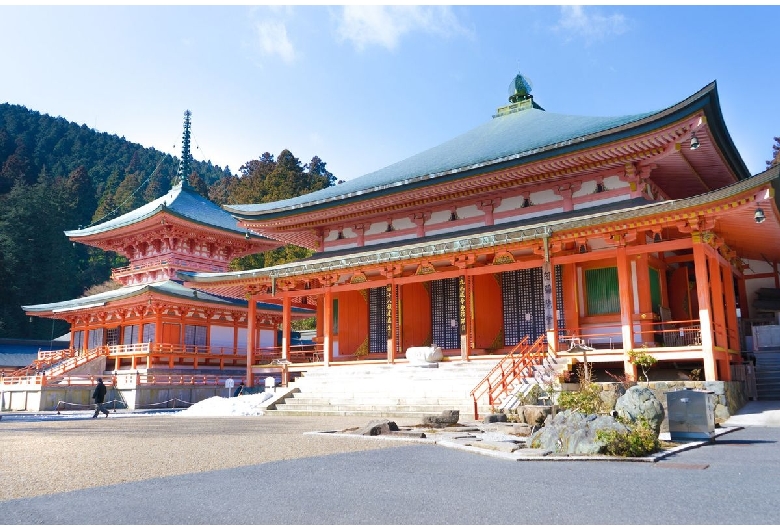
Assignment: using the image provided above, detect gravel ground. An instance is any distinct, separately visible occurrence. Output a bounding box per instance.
[0,414,413,501]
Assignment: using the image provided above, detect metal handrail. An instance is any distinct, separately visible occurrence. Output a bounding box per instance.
[469,335,547,420]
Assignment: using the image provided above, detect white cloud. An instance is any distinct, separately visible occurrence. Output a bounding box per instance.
[336,5,471,51]
[553,5,629,43]
[254,20,296,63]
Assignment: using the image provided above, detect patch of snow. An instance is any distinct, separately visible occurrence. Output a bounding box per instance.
[176,392,275,417]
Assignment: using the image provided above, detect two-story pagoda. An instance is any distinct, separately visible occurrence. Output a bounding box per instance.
[18,111,314,395]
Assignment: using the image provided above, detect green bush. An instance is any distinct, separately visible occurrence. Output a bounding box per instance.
[596,418,660,457]
[518,384,544,405]
[557,383,603,414]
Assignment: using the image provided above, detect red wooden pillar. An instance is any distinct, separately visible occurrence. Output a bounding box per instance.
[723,263,739,353]
[323,288,333,367]
[616,245,636,378]
[692,238,716,381]
[282,295,291,362]
[561,263,579,344]
[387,282,397,363]
[635,253,655,345]
[737,276,750,321]
[708,254,727,350]
[246,293,256,386]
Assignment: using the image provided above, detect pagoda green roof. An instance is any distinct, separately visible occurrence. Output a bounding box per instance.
[65,181,248,238]
[22,280,314,316]
[225,82,745,220]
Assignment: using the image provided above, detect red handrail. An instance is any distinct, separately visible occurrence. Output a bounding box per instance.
[469,335,547,420]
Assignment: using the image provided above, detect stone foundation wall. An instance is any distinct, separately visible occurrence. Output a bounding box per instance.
[587,380,748,428]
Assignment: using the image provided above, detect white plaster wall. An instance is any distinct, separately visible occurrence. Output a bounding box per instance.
[499,207,564,224]
[457,204,482,219]
[427,210,452,225]
[392,217,415,230]
[530,189,559,206]
[574,193,633,211]
[604,175,628,189]
[494,195,525,213]
[325,241,359,252]
[364,221,387,236]
[426,222,484,237]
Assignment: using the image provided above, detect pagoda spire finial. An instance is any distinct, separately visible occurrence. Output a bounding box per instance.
[177,110,193,187]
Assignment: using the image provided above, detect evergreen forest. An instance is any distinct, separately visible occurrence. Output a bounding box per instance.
[0,103,337,340]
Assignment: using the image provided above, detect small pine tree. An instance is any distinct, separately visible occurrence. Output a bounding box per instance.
[767,136,780,169]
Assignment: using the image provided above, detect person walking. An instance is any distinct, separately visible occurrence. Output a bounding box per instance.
[92,377,109,418]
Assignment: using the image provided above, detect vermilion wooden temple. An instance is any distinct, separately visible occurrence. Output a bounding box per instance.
[181,76,780,384]
[4,76,780,413]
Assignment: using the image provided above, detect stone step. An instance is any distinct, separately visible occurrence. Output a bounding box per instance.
[263,408,456,418]
[272,402,474,413]
[280,395,472,408]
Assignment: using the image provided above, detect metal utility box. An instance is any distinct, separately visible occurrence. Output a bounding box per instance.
[666,389,715,441]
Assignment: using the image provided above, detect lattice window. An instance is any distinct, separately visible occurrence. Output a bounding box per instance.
[430,278,460,350]
[501,268,546,346]
[106,327,120,346]
[368,287,387,353]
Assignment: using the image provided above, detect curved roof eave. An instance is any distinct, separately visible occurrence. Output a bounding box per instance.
[22,279,315,316]
[64,182,255,239]
[181,166,778,286]
[225,82,747,222]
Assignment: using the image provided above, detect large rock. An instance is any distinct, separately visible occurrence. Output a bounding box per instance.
[422,409,459,426]
[528,410,629,454]
[355,420,400,436]
[615,386,665,435]
[521,405,552,426]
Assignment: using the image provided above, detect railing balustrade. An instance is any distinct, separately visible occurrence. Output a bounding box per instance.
[469,335,547,420]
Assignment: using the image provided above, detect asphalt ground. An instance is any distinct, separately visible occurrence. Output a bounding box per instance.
[1,402,779,525]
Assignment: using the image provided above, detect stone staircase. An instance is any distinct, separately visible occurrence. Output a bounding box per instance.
[496,350,569,411]
[755,351,780,400]
[264,360,498,420]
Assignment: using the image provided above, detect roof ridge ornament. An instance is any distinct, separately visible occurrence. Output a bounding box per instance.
[177,110,193,188]
[508,72,533,103]
[494,72,544,118]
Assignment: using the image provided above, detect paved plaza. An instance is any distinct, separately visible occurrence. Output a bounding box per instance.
[1,402,778,525]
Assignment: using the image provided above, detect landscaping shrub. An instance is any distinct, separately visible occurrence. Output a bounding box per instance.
[596,418,660,457]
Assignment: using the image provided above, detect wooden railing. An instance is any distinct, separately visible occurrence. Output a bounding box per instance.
[0,341,325,386]
[558,319,703,350]
[469,335,547,420]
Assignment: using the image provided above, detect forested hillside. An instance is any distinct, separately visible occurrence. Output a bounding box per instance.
[0,103,338,340]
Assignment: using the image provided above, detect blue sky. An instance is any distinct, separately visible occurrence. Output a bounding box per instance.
[2,4,778,182]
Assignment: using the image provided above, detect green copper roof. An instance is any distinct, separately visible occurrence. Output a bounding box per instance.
[225,82,748,220]
[225,95,671,218]
[22,280,314,316]
[65,181,248,238]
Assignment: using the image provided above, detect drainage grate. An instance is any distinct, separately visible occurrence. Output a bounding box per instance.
[654,462,710,470]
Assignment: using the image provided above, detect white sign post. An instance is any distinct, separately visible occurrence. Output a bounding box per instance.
[225,377,235,398]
